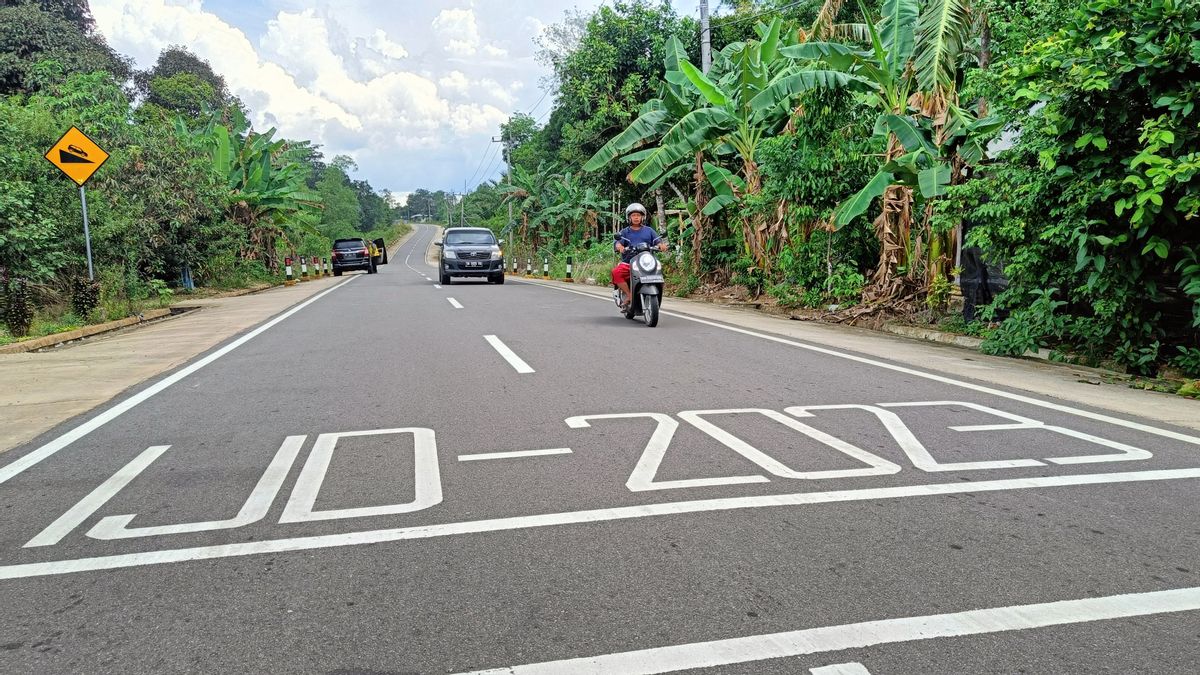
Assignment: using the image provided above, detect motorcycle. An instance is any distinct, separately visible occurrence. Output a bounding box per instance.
[612,240,665,327]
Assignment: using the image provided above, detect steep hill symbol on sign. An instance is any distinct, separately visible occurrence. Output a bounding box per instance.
[59,149,94,164]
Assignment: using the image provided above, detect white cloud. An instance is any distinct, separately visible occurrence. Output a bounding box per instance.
[367,29,408,60]
[432,7,509,60]
[438,70,470,97]
[432,7,481,57]
[90,0,590,192]
[448,103,509,135]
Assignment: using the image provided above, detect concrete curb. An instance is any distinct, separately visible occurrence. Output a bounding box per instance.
[880,324,988,351]
[0,308,173,355]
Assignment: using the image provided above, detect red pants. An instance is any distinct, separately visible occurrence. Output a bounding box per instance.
[613,262,631,286]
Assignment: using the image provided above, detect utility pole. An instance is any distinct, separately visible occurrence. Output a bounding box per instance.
[461,180,466,227]
[693,0,713,274]
[492,134,514,239]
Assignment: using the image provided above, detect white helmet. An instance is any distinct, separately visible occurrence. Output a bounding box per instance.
[625,202,647,221]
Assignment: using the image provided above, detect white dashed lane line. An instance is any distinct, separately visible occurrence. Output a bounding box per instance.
[458,448,572,462]
[484,335,534,374]
[447,298,463,309]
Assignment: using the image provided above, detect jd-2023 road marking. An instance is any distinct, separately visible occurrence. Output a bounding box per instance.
[2,398,1195,581]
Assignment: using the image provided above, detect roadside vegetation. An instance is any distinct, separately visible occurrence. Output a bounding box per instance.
[422,0,1198,383]
[0,0,404,344]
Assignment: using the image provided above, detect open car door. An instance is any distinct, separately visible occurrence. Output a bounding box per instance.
[372,238,388,265]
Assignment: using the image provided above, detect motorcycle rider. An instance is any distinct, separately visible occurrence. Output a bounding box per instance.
[613,202,668,309]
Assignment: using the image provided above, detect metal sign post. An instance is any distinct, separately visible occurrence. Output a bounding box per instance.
[79,186,95,281]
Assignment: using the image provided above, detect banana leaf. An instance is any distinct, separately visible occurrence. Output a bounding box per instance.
[835,170,894,228]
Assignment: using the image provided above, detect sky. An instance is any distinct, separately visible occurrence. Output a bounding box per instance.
[90,0,703,204]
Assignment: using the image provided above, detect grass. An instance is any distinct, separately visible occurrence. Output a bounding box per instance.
[3,224,418,347]
[936,314,993,338]
[0,310,85,345]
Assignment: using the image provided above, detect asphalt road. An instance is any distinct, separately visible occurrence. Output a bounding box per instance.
[1,225,1197,674]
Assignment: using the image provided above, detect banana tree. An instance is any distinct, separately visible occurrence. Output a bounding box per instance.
[589,17,870,276]
[177,110,319,269]
[499,163,557,247]
[534,172,608,245]
[784,0,988,298]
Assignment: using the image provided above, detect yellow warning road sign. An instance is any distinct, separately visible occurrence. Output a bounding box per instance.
[45,127,109,187]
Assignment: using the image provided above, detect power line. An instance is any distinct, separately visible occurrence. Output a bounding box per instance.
[717,0,809,27]
[478,150,506,187]
[525,88,550,116]
[464,140,499,188]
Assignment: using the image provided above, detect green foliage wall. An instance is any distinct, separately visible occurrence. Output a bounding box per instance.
[948,0,1200,371]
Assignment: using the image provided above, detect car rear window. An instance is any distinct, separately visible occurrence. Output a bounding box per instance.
[445,231,495,246]
[334,240,365,249]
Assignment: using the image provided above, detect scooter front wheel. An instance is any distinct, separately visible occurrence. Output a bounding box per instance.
[642,293,659,327]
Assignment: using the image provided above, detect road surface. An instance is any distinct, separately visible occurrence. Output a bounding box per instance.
[1,225,1197,674]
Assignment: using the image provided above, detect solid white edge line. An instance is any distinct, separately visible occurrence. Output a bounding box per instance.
[460,586,1200,674]
[458,448,572,462]
[516,280,1200,447]
[484,335,535,374]
[1,467,1198,581]
[0,277,358,487]
[448,298,464,309]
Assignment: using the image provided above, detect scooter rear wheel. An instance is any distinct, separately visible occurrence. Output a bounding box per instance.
[619,290,637,320]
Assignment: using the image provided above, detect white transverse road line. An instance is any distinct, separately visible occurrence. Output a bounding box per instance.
[484,335,535,374]
[434,284,442,289]
[519,281,1200,447]
[448,298,464,309]
[1,467,1198,580]
[24,445,171,547]
[0,277,358,487]
[458,448,572,462]
[460,586,1200,674]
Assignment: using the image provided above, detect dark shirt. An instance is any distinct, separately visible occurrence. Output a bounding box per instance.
[614,225,663,262]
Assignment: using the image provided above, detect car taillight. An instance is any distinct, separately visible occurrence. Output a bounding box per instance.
[361,248,369,255]
[331,251,339,259]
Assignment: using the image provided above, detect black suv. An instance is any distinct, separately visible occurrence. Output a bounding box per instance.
[435,227,505,285]
[331,238,375,275]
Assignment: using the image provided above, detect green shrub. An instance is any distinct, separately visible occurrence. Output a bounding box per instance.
[981,288,1067,356]
[826,264,866,305]
[767,282,802,308]
[1173,347,1200,378]
[731,255,766,296]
